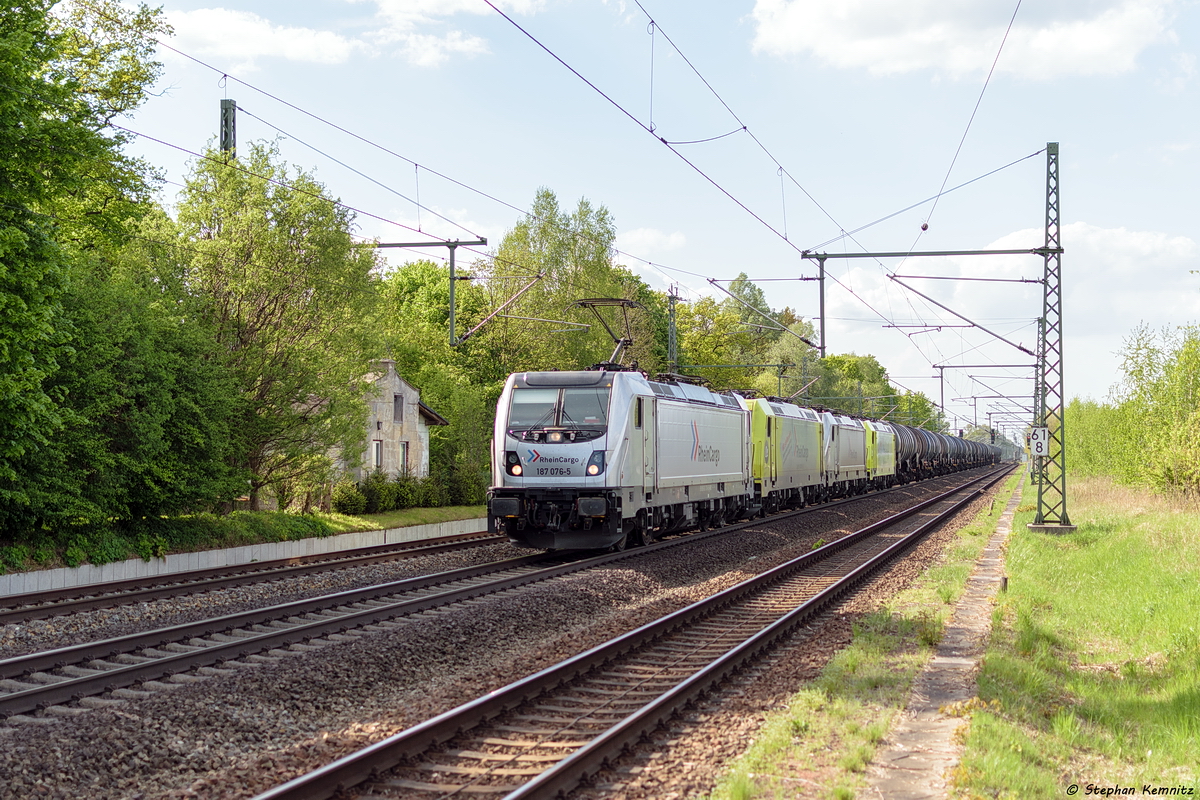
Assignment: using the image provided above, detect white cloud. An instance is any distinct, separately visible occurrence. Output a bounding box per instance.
[617,227,688,256]
[400,31,490,67]
[750,0,1175,79]
[356,0,543,65]
[167,2,545,70]
[167,9,362,70]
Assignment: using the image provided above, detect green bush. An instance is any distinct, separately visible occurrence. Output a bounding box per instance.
[135,533,169,561]
[0,544,33,574]
[63,543,87,568]
[360,471,404,513]
[332,481,367,515]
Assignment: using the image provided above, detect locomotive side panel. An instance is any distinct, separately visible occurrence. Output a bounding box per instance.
[777,414,823,488]
[655,401,748,489]
[834,416,867,480]
[864,421,897,480]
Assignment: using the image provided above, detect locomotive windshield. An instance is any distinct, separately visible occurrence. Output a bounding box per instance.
[507,387,610,438]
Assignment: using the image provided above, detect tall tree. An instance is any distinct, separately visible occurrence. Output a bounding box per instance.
[473,188,652,377]
[751,317,819,398]
[175,142,383,508]
[0,1,167,526]
[675,296,756,388]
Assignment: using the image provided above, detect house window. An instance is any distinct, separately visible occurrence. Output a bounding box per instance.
[373,440,383,469]
[393,394,403,423]
[399,442,409,473]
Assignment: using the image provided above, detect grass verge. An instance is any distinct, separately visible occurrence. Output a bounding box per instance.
[705,470,1023,800]
[952,476,1200,798]
[0,505,486,574]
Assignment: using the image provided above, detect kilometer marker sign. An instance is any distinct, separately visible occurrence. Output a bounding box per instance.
[1029,427,1050,456]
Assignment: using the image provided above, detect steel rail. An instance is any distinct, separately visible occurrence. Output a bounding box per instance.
[1,465,1004,722]
[0,530,499,624]
[0,552,561,717]
[0,483,885,685]
[251,465,1013,800]
[512,466,1013,799]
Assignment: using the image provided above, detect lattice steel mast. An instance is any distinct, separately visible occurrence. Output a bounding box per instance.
[1031,142,1073,529]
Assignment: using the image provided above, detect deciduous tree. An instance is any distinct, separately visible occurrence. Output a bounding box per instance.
[175,143,383,508]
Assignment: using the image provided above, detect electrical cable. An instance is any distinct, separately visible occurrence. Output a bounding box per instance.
[926,0,1024,228]
[84,3,1024,387]
[623,1,1041,385]
[234,104,482,240]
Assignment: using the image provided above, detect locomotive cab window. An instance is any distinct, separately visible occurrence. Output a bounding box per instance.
[634,397,643,429]
[562,388,609,426]
[507,387,612,437]
[508,388,560,429]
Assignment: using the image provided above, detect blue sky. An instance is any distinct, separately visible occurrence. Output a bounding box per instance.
[119,0,1200,436]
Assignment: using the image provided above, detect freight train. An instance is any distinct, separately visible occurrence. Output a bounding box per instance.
[487,368,1003,551]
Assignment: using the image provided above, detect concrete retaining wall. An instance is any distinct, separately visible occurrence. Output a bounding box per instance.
[0,516,487,597]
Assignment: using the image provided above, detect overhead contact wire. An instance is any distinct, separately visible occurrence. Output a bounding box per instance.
[926,0,1024,227]
[235,105,480,239]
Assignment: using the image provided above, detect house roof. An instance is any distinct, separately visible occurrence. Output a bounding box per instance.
[418,401,450,426]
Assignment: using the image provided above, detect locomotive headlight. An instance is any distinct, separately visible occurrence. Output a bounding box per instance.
[547,431,564,443]
[505,451,523,476]
[586,450,605,476]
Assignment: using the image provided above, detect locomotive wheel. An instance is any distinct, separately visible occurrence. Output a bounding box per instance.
[608,533,628,553]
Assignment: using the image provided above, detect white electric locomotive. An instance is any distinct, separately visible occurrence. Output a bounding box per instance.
[488,369,751,550]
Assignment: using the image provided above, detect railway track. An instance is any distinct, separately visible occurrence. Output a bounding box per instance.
[253,465,1013,800]
[0,529,501,624]
[0,468,1004,724]
[0,549,568,721]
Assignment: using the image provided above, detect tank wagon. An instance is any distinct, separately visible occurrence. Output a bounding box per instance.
[488,369,1002,551]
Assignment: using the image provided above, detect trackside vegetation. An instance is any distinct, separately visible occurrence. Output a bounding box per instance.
[704,471,1023,800]
[951,476,1200,797]
[1067,323,1200,496]
[0,504,485,574]
[710,467,1200,797]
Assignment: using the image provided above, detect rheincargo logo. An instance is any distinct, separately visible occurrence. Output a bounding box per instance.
[525,449,580,465]
[691,421,721,463]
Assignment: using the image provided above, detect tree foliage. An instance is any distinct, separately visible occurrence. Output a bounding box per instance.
[1071,323,1200,495]
[174,142,383,508]
[0,0,171,531]
[464,188,665,379]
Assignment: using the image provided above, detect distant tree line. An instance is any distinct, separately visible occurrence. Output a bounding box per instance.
[0,1,945,549]
[1068,322,1200,496]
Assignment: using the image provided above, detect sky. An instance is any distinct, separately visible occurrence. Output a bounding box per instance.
[116,0,1200,438]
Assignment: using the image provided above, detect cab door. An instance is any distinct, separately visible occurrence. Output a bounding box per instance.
[768,415,778,485]
[640,396,656,497]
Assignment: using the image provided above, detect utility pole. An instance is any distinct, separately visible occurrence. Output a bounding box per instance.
[667,285,680,371]
[817,255,827,358]
[220,99,236,154]
[1029,318,1046,484]
[1030,142,1075,531]
[376,239,487,346]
